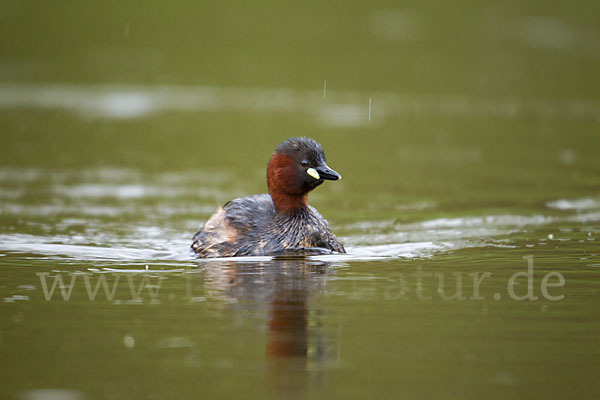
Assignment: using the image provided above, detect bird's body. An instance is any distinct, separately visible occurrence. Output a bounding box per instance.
[192,194,344,257]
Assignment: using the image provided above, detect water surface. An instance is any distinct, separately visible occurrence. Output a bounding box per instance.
[1,1,600,399]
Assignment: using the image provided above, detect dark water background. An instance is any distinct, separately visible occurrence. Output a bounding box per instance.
[1,1,599,399]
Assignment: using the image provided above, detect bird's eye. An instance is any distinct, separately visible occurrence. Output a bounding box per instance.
[301,160,309,167]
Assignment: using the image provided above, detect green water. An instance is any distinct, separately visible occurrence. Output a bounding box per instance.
[1,1,600,399]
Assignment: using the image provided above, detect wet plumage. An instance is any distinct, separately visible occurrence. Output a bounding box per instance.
[192,194,345,257]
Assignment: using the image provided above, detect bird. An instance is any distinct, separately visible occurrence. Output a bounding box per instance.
[192,137,345,257]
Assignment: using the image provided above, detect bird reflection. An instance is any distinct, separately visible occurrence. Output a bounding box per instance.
[266,266,309,359]
[202,257,334,398]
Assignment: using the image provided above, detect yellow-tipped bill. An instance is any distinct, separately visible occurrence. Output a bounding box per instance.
[306,168,320,180]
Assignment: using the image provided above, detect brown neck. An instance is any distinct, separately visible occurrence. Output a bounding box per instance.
[270,190,308,214]
[267,153,309,214]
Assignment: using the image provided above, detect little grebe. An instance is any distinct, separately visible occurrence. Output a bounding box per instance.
[192,137,345,257]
